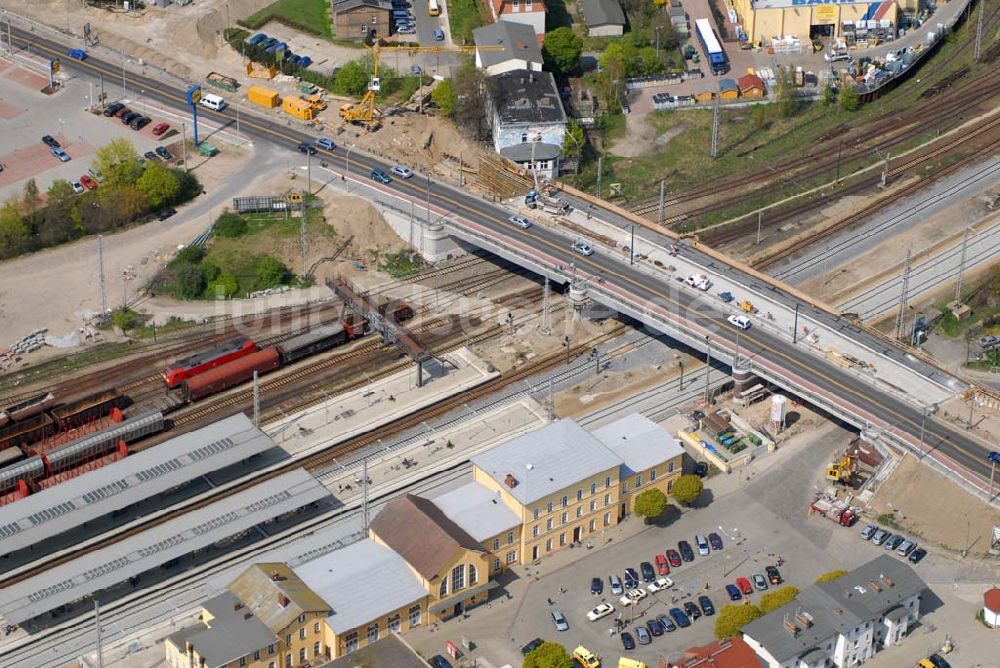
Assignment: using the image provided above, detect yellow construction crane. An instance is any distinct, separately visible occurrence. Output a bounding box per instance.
[339,42,503,131]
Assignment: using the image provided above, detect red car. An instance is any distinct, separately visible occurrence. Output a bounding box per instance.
[665,549,682,568]
[79,174,98,190]
[736,577,753,596]
[152,122,170,136]
[655,554,670,576]
[114,106,131,119]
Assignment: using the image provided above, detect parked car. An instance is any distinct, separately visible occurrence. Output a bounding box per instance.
[550,610,568,631]
[725,584,742,601]
[411,64,422,76]
[520,638,544,656]
[908,548,927,564]
[586,602,614,621]
[654,553,670,575]
[766,565,783,585]
[694,461,709,477]
[79,174,98,190]
[683,601,702,620]
[620,631,635,651]
[736,578,753,596]
[871,529,890,545]
[728,314,751,330]
[609,574,623,595]
[619,588,647,606]
[433,27,445,41]
[708,532,723,550]
[698,595,715,616]
[130,115,151,130]
[897,540,917,557]
[752,573,768,591]
[656,613,677,632]
[646,618,663,636]
[695,534,710,556]
[678,540,695,562]
[590,577,603,595]
[51,147,70,162]
[115,106,131,118]
[666,549,682,567]
[885,535,905,551]
[919,654,951,668]
[624,568,639,589]
[860,523,877,540]
[979,335,1000,350]
[396,25,416,34]
[103,102,125,117]
[155,146,173,160]
[647,577,673,593]
[152,122,170,136]
[121,111,140,125]
[669,607,691,628]
[640,561,655,583]
[314,137,335,150]
[42,135,60,148]
[391,164,414,179]
[508,214,532,229]
[635,625,651,645]
[144,150,159,162]
[297,141,317,155]
[370,168,391,184]
[156,207,177,221]
[429,656,452,668]
[70,179,84,194]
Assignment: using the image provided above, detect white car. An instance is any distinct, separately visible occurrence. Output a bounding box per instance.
[586,602,615,621]
[647,577,673,593]
[391,165,414,179]
[727,314,751,330]
[686,273,710,289]
[70,179,85,194]
[571,241,594,256]
[619,588,648,606]
[508,215,532,229]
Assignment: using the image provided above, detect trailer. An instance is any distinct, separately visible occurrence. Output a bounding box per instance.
[695,18,728,75]
[809,495,858,526]
[206,71,239,92]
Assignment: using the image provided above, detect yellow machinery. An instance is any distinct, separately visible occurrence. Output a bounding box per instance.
[339,42,504,131]
[284,96,315,121]
[825,450,857,485]
[739,300,757,314]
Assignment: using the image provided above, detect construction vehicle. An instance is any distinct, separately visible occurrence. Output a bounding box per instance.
[809,493,858,526]
[307,94,327,112]
[525,189,569,215]
[739,300,757,314]
[826,449,858,485]
[246,61,276,79]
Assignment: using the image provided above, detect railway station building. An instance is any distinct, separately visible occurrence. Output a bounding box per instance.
[727,0,918,47]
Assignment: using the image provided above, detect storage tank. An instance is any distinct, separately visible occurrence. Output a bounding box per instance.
[184,347,281,401]
[770,394,787,425]
[247,85,280,108]
[283,95,315,120]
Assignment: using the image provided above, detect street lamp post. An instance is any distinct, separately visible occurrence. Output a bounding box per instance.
[703,337,712,407]
[656,25,663,60]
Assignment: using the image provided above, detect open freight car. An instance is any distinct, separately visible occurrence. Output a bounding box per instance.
[0,392,57,426]
[163,337,258,388]
[182,348,281,401]
[49,389,127,430]
[0,412,58,450]
[276,321,364,365]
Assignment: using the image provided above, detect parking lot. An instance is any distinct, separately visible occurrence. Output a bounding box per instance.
[405,421,961,666]
[0,56,175,201]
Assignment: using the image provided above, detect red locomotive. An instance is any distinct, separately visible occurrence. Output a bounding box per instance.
[162,337,258,388]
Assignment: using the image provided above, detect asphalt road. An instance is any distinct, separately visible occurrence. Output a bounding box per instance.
[7,26,996,487]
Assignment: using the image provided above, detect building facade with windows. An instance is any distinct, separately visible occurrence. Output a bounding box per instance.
[333,0,392,40]
[485,0,547,36]
[742,555,926,668]
[429,480,523,577]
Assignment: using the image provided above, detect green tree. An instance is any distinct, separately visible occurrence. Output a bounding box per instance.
[431,78,456,117]
[815,569,849,583]
[0,203,29,258]
[634,487,668,523]
[821,79,837,107]
[671,474,704,506]
[173,263,206,299]
[334,59,371,97]
[254,256,290,289]
[172,245,205,267]
[714,603,763,639]
[47,179,74,202]
[207,273,239,299]
[453,61,490,141]
[93,137,144,188]
[760,586,799,613]
[543,27,583,76]
[563,119,585,159]
[774,66,799,119]
[838,84,860,112]
[137,163,182,209]
[111,308,146,333]
[23,178,41,210]
[523,641,574,668]
[214,212,248,238]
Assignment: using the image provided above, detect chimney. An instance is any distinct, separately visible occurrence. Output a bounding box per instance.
[795,610,813,628]
[868,579,883,593]
[270,571,283,581]
[504,473,518,488]
[880,574,895,587]
[782,613,799,636]
[843,589,853,598]
[278,594,290,608]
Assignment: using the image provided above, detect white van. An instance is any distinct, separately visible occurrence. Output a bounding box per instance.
[199,93,227,111]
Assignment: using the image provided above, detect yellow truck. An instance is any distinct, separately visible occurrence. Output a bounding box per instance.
[283,95,315,120]
[247,85,280,109]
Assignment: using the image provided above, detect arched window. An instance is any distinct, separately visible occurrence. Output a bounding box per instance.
[439,578,448,597]
[468,564,478,586]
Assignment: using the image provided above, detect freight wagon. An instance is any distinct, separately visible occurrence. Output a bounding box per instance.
[0,412,58,450]
[0,392,57,425]
[276,322,363,365]
[182,348,282,401]
[49,389,126,430]
[163,337,258,388]
[0,446,23,468]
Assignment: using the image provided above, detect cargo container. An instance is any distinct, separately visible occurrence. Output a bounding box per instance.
[283,95,315,120]
[248,85,281,108]
[183,347,281,401]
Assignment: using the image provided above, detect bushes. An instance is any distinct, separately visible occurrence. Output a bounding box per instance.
[214,212,248,238]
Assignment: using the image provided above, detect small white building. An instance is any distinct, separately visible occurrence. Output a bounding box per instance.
[473,21,543,76]
[984,588,1000,628]
[484,69,567,179]
[742,555,926,668]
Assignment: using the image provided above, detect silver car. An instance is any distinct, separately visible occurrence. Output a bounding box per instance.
[571,241,594,256]
[609,574,623,595]
[860,523,877,540]
[871,529,889,545]
[752,573,768,591]
[508,215,532,229]
[896,539,917,557]
[551,610,568,631]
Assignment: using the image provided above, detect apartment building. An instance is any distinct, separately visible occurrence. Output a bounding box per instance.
[484,0,547,36]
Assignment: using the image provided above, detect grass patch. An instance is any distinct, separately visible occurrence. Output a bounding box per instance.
[876,513,905,531]
[446,0,489,44]
[241,0,332,40]
[380,250,427,278]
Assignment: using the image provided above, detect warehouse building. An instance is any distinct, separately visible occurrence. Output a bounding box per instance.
[728,0,916,47]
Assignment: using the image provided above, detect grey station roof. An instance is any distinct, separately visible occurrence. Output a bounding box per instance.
[473,21,542,69]
[593,412,683,477]
[431,481,521,542]
[471,419,621,506]
[0,468,327,625]
[0,413,276,557]
[486,70,567,126]
[295,537,427,635]
[500,142,562,162]
[580,0,626,27]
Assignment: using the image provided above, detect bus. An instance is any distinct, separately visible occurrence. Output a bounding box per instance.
[694,18,728,75]
[428,0,440,16]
